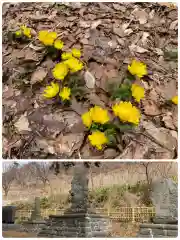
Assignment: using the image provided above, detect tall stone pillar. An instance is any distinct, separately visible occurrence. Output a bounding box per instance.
[38,163,111,237]
[137,179,178,238]
[30,197,43,221]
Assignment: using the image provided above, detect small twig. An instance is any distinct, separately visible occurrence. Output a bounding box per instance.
[131,130,174,152]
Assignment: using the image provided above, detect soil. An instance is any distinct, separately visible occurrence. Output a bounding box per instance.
[2,2,178,159]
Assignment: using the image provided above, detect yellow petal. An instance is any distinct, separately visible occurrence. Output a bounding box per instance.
[171,96,178,105]
[82,111,92,128]
[54,39,64,50]
[72,48,81,58]
[61,52,73,60]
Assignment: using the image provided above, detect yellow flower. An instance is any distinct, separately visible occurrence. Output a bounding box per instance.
[64,57,83,73]
[54,39,64,50]
[61,52,73,60]
[112,101,140,125]
[52,62,69,80]
[38,30,57,46]
[20,25,31,38]
[128,59,147,78]
[90,106,110,125]
[88,131,108,150]
[171,96,178,105]
[131,84,145,102]
[15,30,22,37]
[43,82,59,98]
[72,48,81,58]
[82,111,92,128]
[59,87,71,101]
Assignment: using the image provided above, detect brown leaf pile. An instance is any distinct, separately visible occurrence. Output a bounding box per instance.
[2,2,178,159]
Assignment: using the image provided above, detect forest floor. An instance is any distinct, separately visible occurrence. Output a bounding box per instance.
[2,2,178,159]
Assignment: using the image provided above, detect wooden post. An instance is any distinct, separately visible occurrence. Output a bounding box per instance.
[132,207,135,223]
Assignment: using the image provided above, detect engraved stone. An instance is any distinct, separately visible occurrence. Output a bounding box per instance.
[150,178,177,222]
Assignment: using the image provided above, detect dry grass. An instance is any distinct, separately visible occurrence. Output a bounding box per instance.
[3,162,177,205]
[3,231,37,238]
[111,220,140,237]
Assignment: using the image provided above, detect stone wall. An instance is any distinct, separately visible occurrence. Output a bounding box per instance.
[38,213,111,237]
[138,223,178,238]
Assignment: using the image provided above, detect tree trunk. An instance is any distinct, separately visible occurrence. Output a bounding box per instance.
[3,187,9,197]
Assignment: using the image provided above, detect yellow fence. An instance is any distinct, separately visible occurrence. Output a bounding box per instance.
[16,207,155,223]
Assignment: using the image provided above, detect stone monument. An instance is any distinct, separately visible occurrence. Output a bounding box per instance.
[21,197,46,233]
[30,197,43,221]
[38,163,111,237]
[138,179,178,238]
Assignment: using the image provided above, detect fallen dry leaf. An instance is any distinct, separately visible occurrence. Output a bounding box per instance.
[54,133,84,156]
[84,70,95,89]
[71,98,87,115]
[142,100,161,116]
[2,2,178,159]
[162,113,175,130]
[14,114,31,132]
[91,20,102,29]
[132,9,148,24]
[31,67,48,84]
[129,44,148,53]
[143,121,177,151]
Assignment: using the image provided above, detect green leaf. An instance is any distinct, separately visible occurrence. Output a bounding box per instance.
[112,84,132,101]
[90,123,100,131]
[123,77,134,85]
[68,73,85,87]
[126,72,135,81]
[164,49,178,61]
[117,123,134,132]
[104,127,116,135]
[104,128,116,144]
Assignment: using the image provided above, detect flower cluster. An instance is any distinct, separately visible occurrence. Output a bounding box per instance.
[15,25,32,38]
[38,30,64,49]
[26,28,84,101]
[14,26,175,153]
[112,101,140,125]
[81,106,110,150]
[43,47,83,100]
[52,54,83,81]
[43,83,71,101]
[82,106,110,128]
[14,27,84,102]
[81,59,148,150]
[81,101,141,150]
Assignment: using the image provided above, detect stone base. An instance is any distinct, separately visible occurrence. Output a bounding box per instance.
[38,213,111,237]
[137,223,178,238]
[21,220,46,233]
[2,223,22,231]
[152,216,178,224]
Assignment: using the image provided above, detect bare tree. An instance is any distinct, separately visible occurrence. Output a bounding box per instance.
[155,162,174,178]
[28,162,51,188]
[2,162,17,197]
[89,165,94,189]
[141,162,151,185]
[15,164,31,189]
